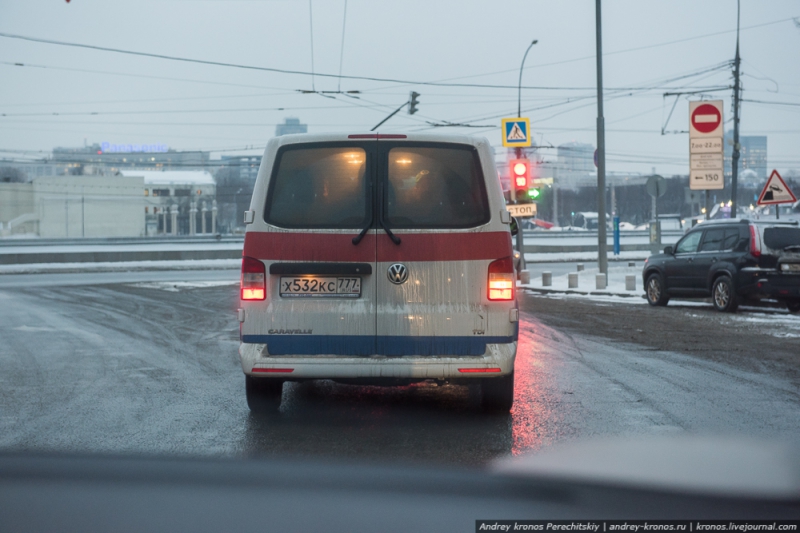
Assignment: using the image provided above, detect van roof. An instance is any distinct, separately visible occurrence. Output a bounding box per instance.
[271,132,486,147]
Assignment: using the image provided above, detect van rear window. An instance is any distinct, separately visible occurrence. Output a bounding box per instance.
[385,146,489,229]
[264,147,369,229]
[763,227,800,250]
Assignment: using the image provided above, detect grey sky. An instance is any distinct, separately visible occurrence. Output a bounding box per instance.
[1,0,799,175]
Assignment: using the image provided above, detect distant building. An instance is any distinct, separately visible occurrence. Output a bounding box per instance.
[52,142,210,173]
[220,155,262,181]
[121,170,216,236]
[0,176,145,238]
[555,142,594,187]
[275,118,307,137]
[723,131,767,181]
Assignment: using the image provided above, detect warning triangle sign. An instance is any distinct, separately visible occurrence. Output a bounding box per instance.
[757,170,797,205]
[508,122,526,141]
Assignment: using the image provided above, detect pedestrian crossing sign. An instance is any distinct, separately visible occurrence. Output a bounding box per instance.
[501,118,531,147]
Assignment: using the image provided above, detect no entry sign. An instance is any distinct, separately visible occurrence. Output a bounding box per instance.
[689,100,724,190]
[689,100,723,137]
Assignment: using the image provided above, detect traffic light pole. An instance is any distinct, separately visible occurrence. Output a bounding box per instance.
[370,102,408,131]
[595,0,608,278]
[514,147,526,271]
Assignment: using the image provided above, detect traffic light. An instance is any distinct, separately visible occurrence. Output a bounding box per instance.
[509,158,531,201]
[408,91,420,115]
[528,187,541,200]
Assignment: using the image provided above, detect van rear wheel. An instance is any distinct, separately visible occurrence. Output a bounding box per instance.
[245,375,283,413]
[481,372,514,413]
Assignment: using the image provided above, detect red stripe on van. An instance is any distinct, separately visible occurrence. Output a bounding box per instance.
[244,233,377,262]
[378,232,512,262]
[243,232,512,262]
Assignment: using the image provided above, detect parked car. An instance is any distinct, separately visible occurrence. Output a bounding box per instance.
[238,133,519,412]
[642,218,800,313]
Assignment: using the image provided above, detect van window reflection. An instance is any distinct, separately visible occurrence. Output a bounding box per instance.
[386,147,490,229]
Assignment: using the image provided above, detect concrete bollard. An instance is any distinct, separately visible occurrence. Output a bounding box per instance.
[596,273,607,290]
[628,261,636,267]
[542,271,552,287]
[519,270,530,285]
[568,272,579,289]
[626,275,636,291]
[577,263,585,272]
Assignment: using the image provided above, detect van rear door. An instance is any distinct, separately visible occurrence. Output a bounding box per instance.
[241,141,378,355]
[375,142,514,356]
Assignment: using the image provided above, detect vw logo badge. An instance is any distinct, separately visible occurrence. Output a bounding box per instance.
[387,263,409,285]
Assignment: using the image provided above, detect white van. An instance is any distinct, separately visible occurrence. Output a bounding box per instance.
[238,133,519,412]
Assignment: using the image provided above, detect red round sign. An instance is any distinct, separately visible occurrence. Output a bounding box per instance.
[691,103,721,134]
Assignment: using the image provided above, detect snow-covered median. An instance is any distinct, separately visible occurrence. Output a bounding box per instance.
[520,264,644,298]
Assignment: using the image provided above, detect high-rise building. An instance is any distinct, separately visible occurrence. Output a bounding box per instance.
[275,118,308,137]
[723,131,767,181]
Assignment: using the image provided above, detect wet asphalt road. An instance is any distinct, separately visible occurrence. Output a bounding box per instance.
[1,269,799,466]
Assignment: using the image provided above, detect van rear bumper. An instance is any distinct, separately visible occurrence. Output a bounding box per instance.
[239,341,516,379]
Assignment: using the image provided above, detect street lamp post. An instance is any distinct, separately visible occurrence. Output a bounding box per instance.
[517,40,538,119]
[514,39,537,272]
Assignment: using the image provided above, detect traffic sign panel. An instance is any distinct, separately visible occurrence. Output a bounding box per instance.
[646,175,666,198]
[690,169,724,190]
[757,170,797,205]
[690,153,723,170]
[506,203,537,218]
[690,137,723,153]
[501,118,531,147]
[689,100,723,137]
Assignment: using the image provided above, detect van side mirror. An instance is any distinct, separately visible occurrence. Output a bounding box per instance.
[663,246,674,255]
[509,217,519,237]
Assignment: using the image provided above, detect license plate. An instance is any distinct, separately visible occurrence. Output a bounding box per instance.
[781,263,800,272]
[279,276,361,298]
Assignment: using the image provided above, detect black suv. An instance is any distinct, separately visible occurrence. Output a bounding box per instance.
[642,218,800,313]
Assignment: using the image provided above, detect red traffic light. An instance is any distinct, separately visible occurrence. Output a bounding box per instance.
[509,158,531,189]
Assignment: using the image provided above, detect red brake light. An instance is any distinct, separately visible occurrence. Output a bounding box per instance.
[241,256,266,300]
[749,224,761,258]
[488,256,515,301]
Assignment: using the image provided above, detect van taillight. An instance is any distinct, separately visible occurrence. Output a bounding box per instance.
[241,256,266,300]
[749,225,761,258]
[488,256,515,301]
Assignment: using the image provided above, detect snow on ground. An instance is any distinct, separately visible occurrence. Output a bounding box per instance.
[520,264,800,339]
[0,242,242,254]
[521,264,644,295]
[0,259,241,274]
[130,280,239,292]
[525,251,651,263]
[727,313,800,338]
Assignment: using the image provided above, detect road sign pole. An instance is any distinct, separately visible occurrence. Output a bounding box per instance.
[595,0,608,279]
[705,190,710,220]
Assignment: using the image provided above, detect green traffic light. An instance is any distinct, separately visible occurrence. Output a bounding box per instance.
[528,188,540,199]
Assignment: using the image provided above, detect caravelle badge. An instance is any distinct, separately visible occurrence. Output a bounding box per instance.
[387,264,409,285]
